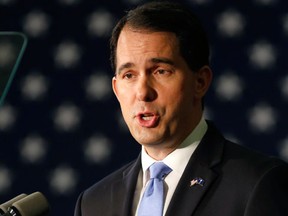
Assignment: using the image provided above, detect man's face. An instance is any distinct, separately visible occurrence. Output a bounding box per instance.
[112,27,210,151]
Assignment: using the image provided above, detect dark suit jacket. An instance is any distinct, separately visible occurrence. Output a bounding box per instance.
[74,121,288,216]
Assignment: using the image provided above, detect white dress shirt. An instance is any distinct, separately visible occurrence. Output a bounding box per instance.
[133,117,208,216]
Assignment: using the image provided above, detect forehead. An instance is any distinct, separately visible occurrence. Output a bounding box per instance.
[116,28,180,64]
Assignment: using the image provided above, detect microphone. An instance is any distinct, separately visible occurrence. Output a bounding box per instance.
[2,192,50,216]
[0,194,27,215]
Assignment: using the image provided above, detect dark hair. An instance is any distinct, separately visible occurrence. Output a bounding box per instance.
[110,1,210,73]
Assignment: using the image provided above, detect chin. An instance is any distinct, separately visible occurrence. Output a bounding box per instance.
[131,127,166,144]
[136,137,166,147]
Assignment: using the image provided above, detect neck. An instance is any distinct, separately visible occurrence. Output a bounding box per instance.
[143,145,177,161]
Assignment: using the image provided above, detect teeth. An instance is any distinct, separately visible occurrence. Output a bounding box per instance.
[142,116,152,120]
[141,114,153,120]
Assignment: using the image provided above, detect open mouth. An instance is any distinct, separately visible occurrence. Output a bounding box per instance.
[137,112,159,127]
[141,113,154,120]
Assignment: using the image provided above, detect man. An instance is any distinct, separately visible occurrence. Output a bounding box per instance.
[74,1,288,216]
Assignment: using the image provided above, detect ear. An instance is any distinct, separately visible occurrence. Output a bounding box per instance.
[194,66,212,99]
[112,76,119,101]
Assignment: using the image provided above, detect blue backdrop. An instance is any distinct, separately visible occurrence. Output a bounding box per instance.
[0,0,287,215]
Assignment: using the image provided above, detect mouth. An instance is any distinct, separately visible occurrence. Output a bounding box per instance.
[136,112,159,128]
[141,113,154,120]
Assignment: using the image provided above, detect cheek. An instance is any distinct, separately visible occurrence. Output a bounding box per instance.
[117,92,134,114]
[164,84,195,113]
[160,87,185,113]
[164,80,192,101]
[114,83,129,104]
[118,96,130,111]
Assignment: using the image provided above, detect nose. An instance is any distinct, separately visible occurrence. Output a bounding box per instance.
[136,75,157,102]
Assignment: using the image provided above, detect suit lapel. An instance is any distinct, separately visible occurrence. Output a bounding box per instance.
[112,155,142,216]
[166,121,225,216]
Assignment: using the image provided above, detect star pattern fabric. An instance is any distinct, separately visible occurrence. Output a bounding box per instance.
[0,0,287,215]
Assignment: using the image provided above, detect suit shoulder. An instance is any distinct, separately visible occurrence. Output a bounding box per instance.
[223,140,287,178]
[75,159,140,215]
[83,159,138,199]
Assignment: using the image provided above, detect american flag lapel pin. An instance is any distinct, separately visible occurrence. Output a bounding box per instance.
[190,177,205,187]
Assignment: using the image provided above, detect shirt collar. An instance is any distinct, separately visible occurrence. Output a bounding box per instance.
[141,116,208,183]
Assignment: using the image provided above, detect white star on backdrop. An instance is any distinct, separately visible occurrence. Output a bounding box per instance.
[21,72,48,100]
[0,39,16,67]
[217,9,245,37]
[203,106,213,120]
[116,110,129,132]
[0,166,12,193]
[248,103,277,133]
[54,41,82,68]
[0,105,17,130]
[22,11,50,37]
[283,14,288,35]
[53,103,82,131]
[0,0,16,6]
[86,10,115,37]
[214,72,244,101]
[49,165,78,195]
[279,138,288,162]
[280,75,288,100]
[85,72,112,100]
[84,134,113,164]
[249,41,277,69]
[19,134,47,163]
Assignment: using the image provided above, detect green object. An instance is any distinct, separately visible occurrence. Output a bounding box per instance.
[0,32,27,106]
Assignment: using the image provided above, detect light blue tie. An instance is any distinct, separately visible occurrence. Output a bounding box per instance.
[138,162,172,216]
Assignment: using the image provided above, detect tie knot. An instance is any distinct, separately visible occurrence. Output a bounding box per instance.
[149,162,172,180]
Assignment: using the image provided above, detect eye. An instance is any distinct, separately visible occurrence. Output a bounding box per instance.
[123,73,132,79]
[157,69,167,74]
[155,68,172,76]
[121,72,135,80]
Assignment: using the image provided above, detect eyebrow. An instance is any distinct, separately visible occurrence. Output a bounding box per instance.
[117,62,135,75]
[116,57,175,75]
[150,57,175,66]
